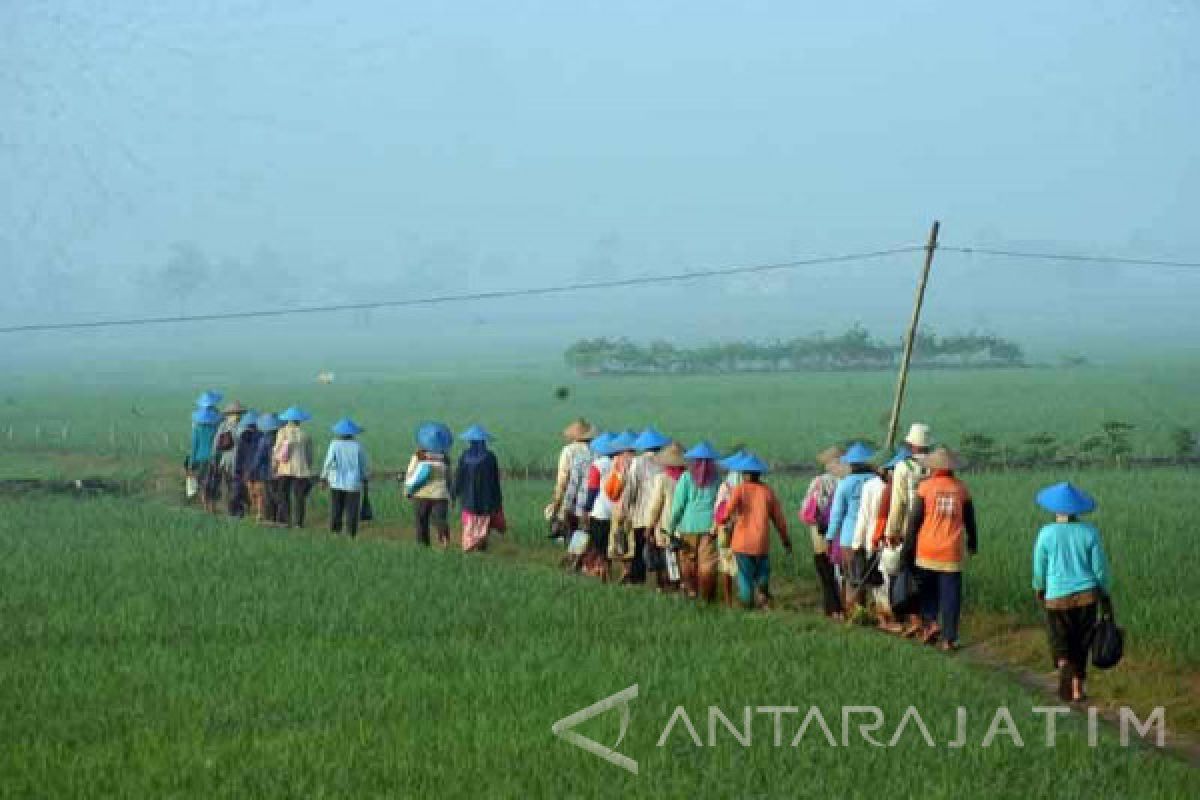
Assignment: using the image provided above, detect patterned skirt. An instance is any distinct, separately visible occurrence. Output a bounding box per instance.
[461,512,491,552]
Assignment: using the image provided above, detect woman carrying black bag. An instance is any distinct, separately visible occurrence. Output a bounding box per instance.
[1031,482,1112,703]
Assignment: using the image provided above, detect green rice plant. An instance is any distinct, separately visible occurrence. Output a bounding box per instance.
[1,495,1197,797]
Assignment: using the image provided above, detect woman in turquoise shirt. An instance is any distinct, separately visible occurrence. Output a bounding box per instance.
[189,402,221,513]
[826,442,876,615]
[1032,482,1110,702]
[669,441,721,603]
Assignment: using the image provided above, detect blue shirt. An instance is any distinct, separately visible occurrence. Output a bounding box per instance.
[189,422,216,465]
[321,439,369,491]
[827,471,873,548]
[1032,521,1110,600]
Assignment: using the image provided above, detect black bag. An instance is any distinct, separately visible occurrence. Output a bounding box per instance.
[1090,598,1124,670]
[889,567,920,610]
[216,430,235,452]
[359,482,374,522]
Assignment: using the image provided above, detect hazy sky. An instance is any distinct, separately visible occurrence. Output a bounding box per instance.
[3,0,1198,367]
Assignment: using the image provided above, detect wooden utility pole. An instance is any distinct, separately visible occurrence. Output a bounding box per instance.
[885,220,940,450]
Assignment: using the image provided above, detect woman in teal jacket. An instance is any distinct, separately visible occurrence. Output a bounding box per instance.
[669,441,721,602]
[188,405,221,513]
[1032,482,1110,702]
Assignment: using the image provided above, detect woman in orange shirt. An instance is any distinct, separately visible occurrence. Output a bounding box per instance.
[715,453,793,609]
[903,448,978,650]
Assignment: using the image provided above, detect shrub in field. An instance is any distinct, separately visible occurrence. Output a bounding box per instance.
[1169,426,1197,460]
[1021,432,1059,463]
[958,432,998,466]
[1101,421,1135,463]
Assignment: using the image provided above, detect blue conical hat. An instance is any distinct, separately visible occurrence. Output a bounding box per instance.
[684,440,721,460]
[718,449,746,469]
[634,426,671,452]
[1036,482,1096,515]
[840,442,876,465]
[279,406,312,423]
[610,431,638,452]
[331,417,363,436]
[196,390,222,408]
[459,424,493,442]
[728,452,769,474]
[416,421,453,453]
[590,432,615,455]
[257,413,281,432]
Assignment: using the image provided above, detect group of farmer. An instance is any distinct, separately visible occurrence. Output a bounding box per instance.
[186,391,1114,702]
[186,391,504,550]
[545,418,1113,700]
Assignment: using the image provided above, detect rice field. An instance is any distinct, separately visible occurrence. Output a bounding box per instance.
[1,361,1198,793]
[3,361,1198,470]
[1,495,1197,797]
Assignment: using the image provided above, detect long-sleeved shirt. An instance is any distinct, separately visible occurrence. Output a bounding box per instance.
[852,475,888,552]
[669,471,718,535]
[717,481,790,556]
[827,470,874,548]
[212,417,240,472]
[321,439,370,492]
[551,442,591,517]
[906,471,977,572]
[273,424,314,478]
[248,431,276,482]
[884,455,926,541]
[233,429,262,480]
[1032,522,1110,600]
[645,470,681,537]
[455,449,502,515]
[801,472,838,554]
[189,422,217,466]
[405,453,451,500]
[623,453,665,530]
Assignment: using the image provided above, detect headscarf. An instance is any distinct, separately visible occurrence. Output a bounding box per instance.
[689,458,716,488]
[463,440,490,465]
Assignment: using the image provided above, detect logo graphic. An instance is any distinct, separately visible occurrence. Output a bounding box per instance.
[551,684,639,774]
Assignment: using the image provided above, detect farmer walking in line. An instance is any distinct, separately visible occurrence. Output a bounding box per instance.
[668,441,722,602]
[249,412,280,524]
[620,426,671,585]
[189,402,221,514]
[904,447,978,650]
[546,418,599,542]
[827,442,876,618]
[715,453,792,610]
[321,417,370,538]
[211,400,244,512]
[273,406,315,528]
[1032,482,1110,702]
[454,425,504,552]
[644,441,686,592]
[405,421,455,548]
[230,411,261,518]
[579,432,617,579]
[800,446,845,620]
[715,448,746,608]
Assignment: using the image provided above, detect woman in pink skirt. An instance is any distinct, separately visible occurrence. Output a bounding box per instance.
[454,424,505,552]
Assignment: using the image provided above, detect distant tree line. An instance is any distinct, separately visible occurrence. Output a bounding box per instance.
[564,325,1025,374]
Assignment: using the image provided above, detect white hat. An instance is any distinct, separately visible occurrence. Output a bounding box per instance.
[905,423,932,448]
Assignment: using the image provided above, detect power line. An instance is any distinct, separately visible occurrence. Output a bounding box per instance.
[0,245,924,335]
[940,245,1200,271]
